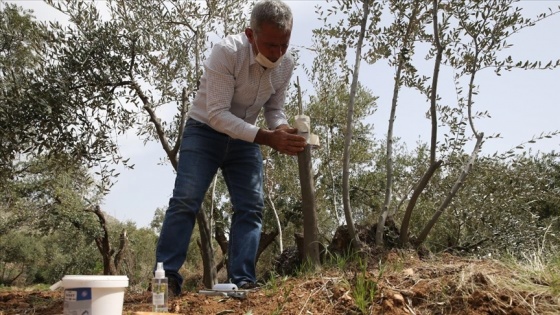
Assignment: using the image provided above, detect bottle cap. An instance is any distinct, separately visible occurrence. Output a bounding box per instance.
[155,262,165,279]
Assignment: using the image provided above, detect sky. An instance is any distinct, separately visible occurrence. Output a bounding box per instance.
[5,0,560,228]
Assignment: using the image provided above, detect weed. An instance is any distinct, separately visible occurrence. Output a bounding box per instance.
[545,254,560,295]
[322,246,360,272]
[352,258,377,314]
[295,258,321,278]
[270,284,294,315]
[263,271,288,296]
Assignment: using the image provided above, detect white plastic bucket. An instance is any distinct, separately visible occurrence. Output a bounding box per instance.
[61,275,129,315]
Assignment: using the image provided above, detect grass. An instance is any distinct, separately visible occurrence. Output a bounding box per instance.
[307,248,387,313]
[547,258,560,295]
[4,249,560,314]
[352,258,378,314]
[518,249,560,295]
[263,271,289,296]
[269,283,294,315]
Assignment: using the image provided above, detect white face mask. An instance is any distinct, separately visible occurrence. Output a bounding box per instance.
[254,35,284,69]
[255,51,283,69]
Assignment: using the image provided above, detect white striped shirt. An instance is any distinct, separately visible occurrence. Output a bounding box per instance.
[188,32,294,143]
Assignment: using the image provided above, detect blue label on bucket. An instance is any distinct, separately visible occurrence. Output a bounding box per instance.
[64,288,92,315]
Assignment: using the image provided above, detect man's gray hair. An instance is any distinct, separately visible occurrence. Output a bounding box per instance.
[250,0,293,34]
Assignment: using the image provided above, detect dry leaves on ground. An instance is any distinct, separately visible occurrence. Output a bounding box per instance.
[1,251,559,315]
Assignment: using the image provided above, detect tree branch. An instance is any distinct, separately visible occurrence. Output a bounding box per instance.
[415,133,484,246]
[399,160,442,246]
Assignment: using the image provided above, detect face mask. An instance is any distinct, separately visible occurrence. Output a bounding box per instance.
[254,35,284,69]
[255,52,283,69]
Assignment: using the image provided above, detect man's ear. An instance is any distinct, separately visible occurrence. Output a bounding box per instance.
[245,27,254,44]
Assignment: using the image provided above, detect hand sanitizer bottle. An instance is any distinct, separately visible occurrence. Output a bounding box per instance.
[152,262,168,312]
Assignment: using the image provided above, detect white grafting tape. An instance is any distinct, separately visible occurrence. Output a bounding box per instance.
[294,114,320,148]
[294,115,311,133]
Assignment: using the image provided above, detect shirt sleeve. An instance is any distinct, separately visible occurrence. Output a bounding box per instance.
[204,43,260,142]
[263,62,293,129]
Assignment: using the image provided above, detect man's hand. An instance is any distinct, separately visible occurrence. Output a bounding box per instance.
[255,127,307,155]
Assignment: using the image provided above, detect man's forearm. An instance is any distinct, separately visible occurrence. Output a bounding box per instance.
[254,128,272,147]
[254,124,290,146]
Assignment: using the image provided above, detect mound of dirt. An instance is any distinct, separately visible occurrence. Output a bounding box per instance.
[1,250,558,315]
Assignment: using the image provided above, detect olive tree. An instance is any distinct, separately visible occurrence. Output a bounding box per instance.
[37,0,255,287]
[312,0,560,250]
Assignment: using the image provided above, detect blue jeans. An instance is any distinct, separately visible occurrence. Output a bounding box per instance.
[155,118,264,289]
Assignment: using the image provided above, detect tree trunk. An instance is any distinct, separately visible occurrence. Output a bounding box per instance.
[297,145,320,268]
[197,210,217,289]
[376,0,422,247]
[257,230,279,262]
[399,161,442,246]
[113,229,128,272]
[91,205,116,275]
[342,0,371,250]
[415,134,484,245]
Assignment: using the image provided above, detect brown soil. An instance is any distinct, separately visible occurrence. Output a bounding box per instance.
[1,251,559,315]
